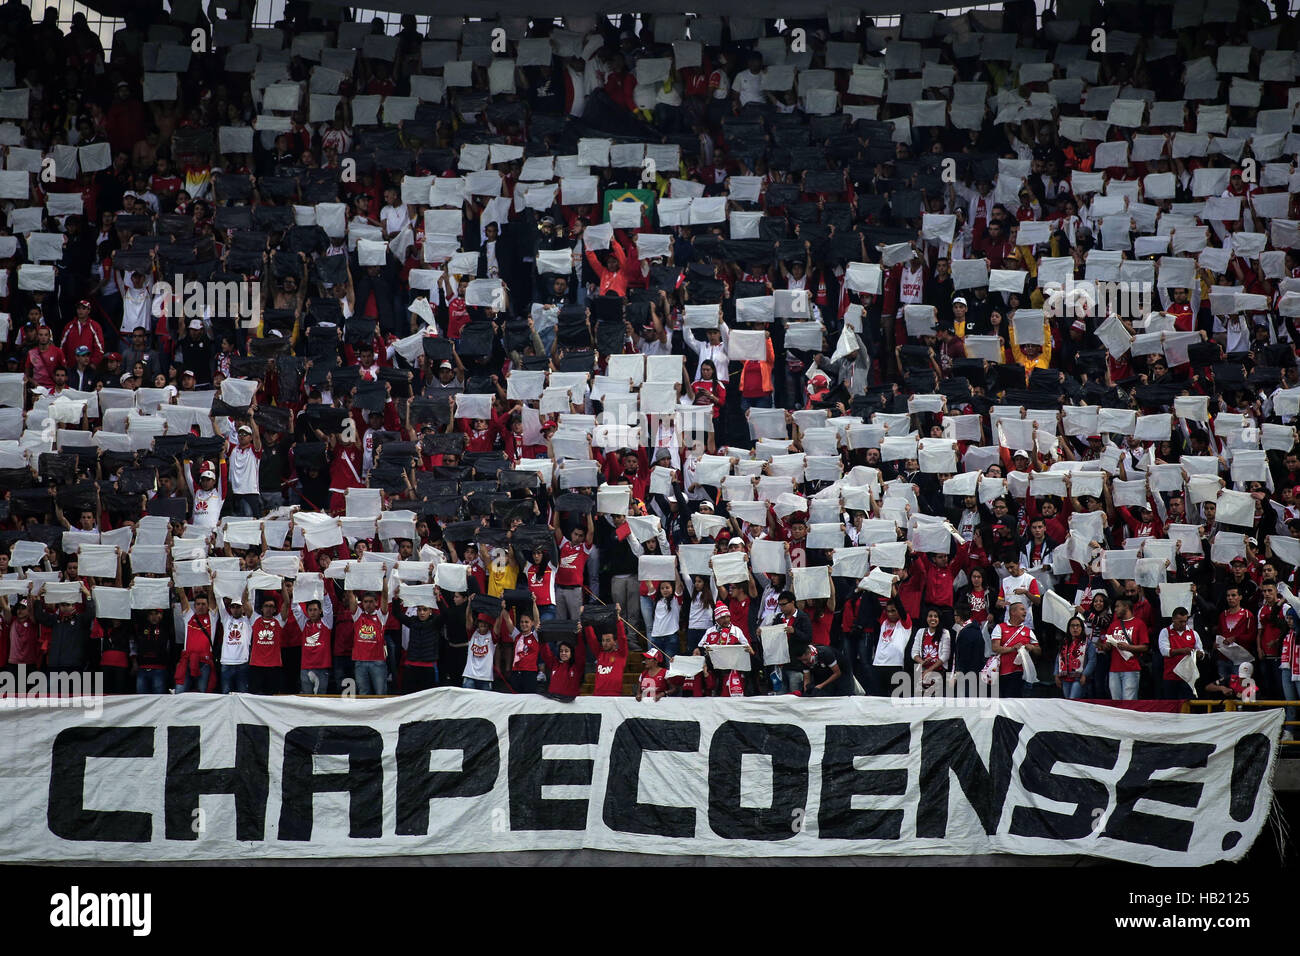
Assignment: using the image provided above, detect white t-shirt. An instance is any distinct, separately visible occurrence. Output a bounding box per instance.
[217,606,253,666]
[649,596,681,638]
[734,69,763,106]
[191,486,223,528]
[1000,572,1038,620]
[464,629,496,681]
[227,442,260,495]
[120,277,152,334]
[380,203,410,236]
[873,616,910,667]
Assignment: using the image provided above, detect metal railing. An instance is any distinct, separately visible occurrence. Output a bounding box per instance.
[1186,699,1298,747]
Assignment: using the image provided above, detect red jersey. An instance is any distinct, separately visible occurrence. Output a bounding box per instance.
[639,668,669,700]
[992,622,1034,676]
[1105,617,1148,673]
[511,628,540,672]
[250,615,283,668]
[1217,608,1256,658]
[351,609,387,662]
[1161,626,1198,680]
[299,619,333,670]
[556,540,591,587]
[447,296,470,339]
[585,622,628,696]
[525,564,555,608]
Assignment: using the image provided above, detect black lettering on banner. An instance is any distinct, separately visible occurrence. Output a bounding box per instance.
[818,723,908,840]
[1229,733,1270,822]
[48,727,154,843]
[916,716,1022,838]
[395,718,499,836]
[508,713,601,831]
[710,721,810,841]
[603,718,701,838]
[165,725,270,841]
[1009,732,1119,841]
[278,726,384,841]
[1100,741,1213,852]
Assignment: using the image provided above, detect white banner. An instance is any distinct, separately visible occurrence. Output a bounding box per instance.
[0,690,1279,865]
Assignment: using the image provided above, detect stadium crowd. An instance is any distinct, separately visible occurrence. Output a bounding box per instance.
[0,0,1299,727]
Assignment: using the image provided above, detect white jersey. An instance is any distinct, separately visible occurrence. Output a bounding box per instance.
[873,616,910,667]
[217,606,253,666]
[464,630,496,681]
[120,277,152,334]
[226,443,260,495]
[191,486,223,528]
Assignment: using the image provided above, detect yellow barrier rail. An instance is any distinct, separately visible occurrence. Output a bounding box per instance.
[1186,699,1298,745]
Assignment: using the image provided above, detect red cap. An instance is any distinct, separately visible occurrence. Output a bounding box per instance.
[105,352,121,361]
[713,601,731,620]
[476,612,494,624]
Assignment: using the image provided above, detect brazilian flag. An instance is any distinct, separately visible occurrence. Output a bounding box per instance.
[602,188,656,227]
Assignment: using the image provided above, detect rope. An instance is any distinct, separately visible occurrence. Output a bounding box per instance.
[581,584,650,650]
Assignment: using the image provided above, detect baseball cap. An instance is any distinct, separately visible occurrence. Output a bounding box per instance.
[476,612,494,624]
[74,345,90,356]
[200,469,216,480]
[188,319,203,330]
[104,352,121,361]
[1012,449,1031,459]
[119,372,134,384]
[182,369,196,377]
[77,299,91,308]
[1070,319,1086,332]
[238,425,253,435]
[643,647,665,663]
[439,360,453,370]
[952,297,968,307]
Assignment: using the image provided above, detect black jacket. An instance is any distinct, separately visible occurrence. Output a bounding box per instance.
[393,602,442,665]
[37,606,93,671]
[954,622,987,674]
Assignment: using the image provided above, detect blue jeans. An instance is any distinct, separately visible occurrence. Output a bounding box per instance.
[538,604,558,622]
[221,662,250,694]
[685,628,706,653]
[1062,680,1084,700]
[462,677,493,691]
[333,656,354,695]
[742,395,773,413]
[181,662,211,693]
[1109,670,1141,701]
[1281,670,1298,726]
[650,634,678,660]
[300,668,331,694]
[355,660,388,695]
[640,596,655,636]
[385,635,400,691]
[136,668,167,694]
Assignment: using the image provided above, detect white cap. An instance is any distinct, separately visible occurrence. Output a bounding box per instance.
[188,319,203,330]
[1012,448,1030,459]
[200,469,216,480]
[237,425,253,435]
